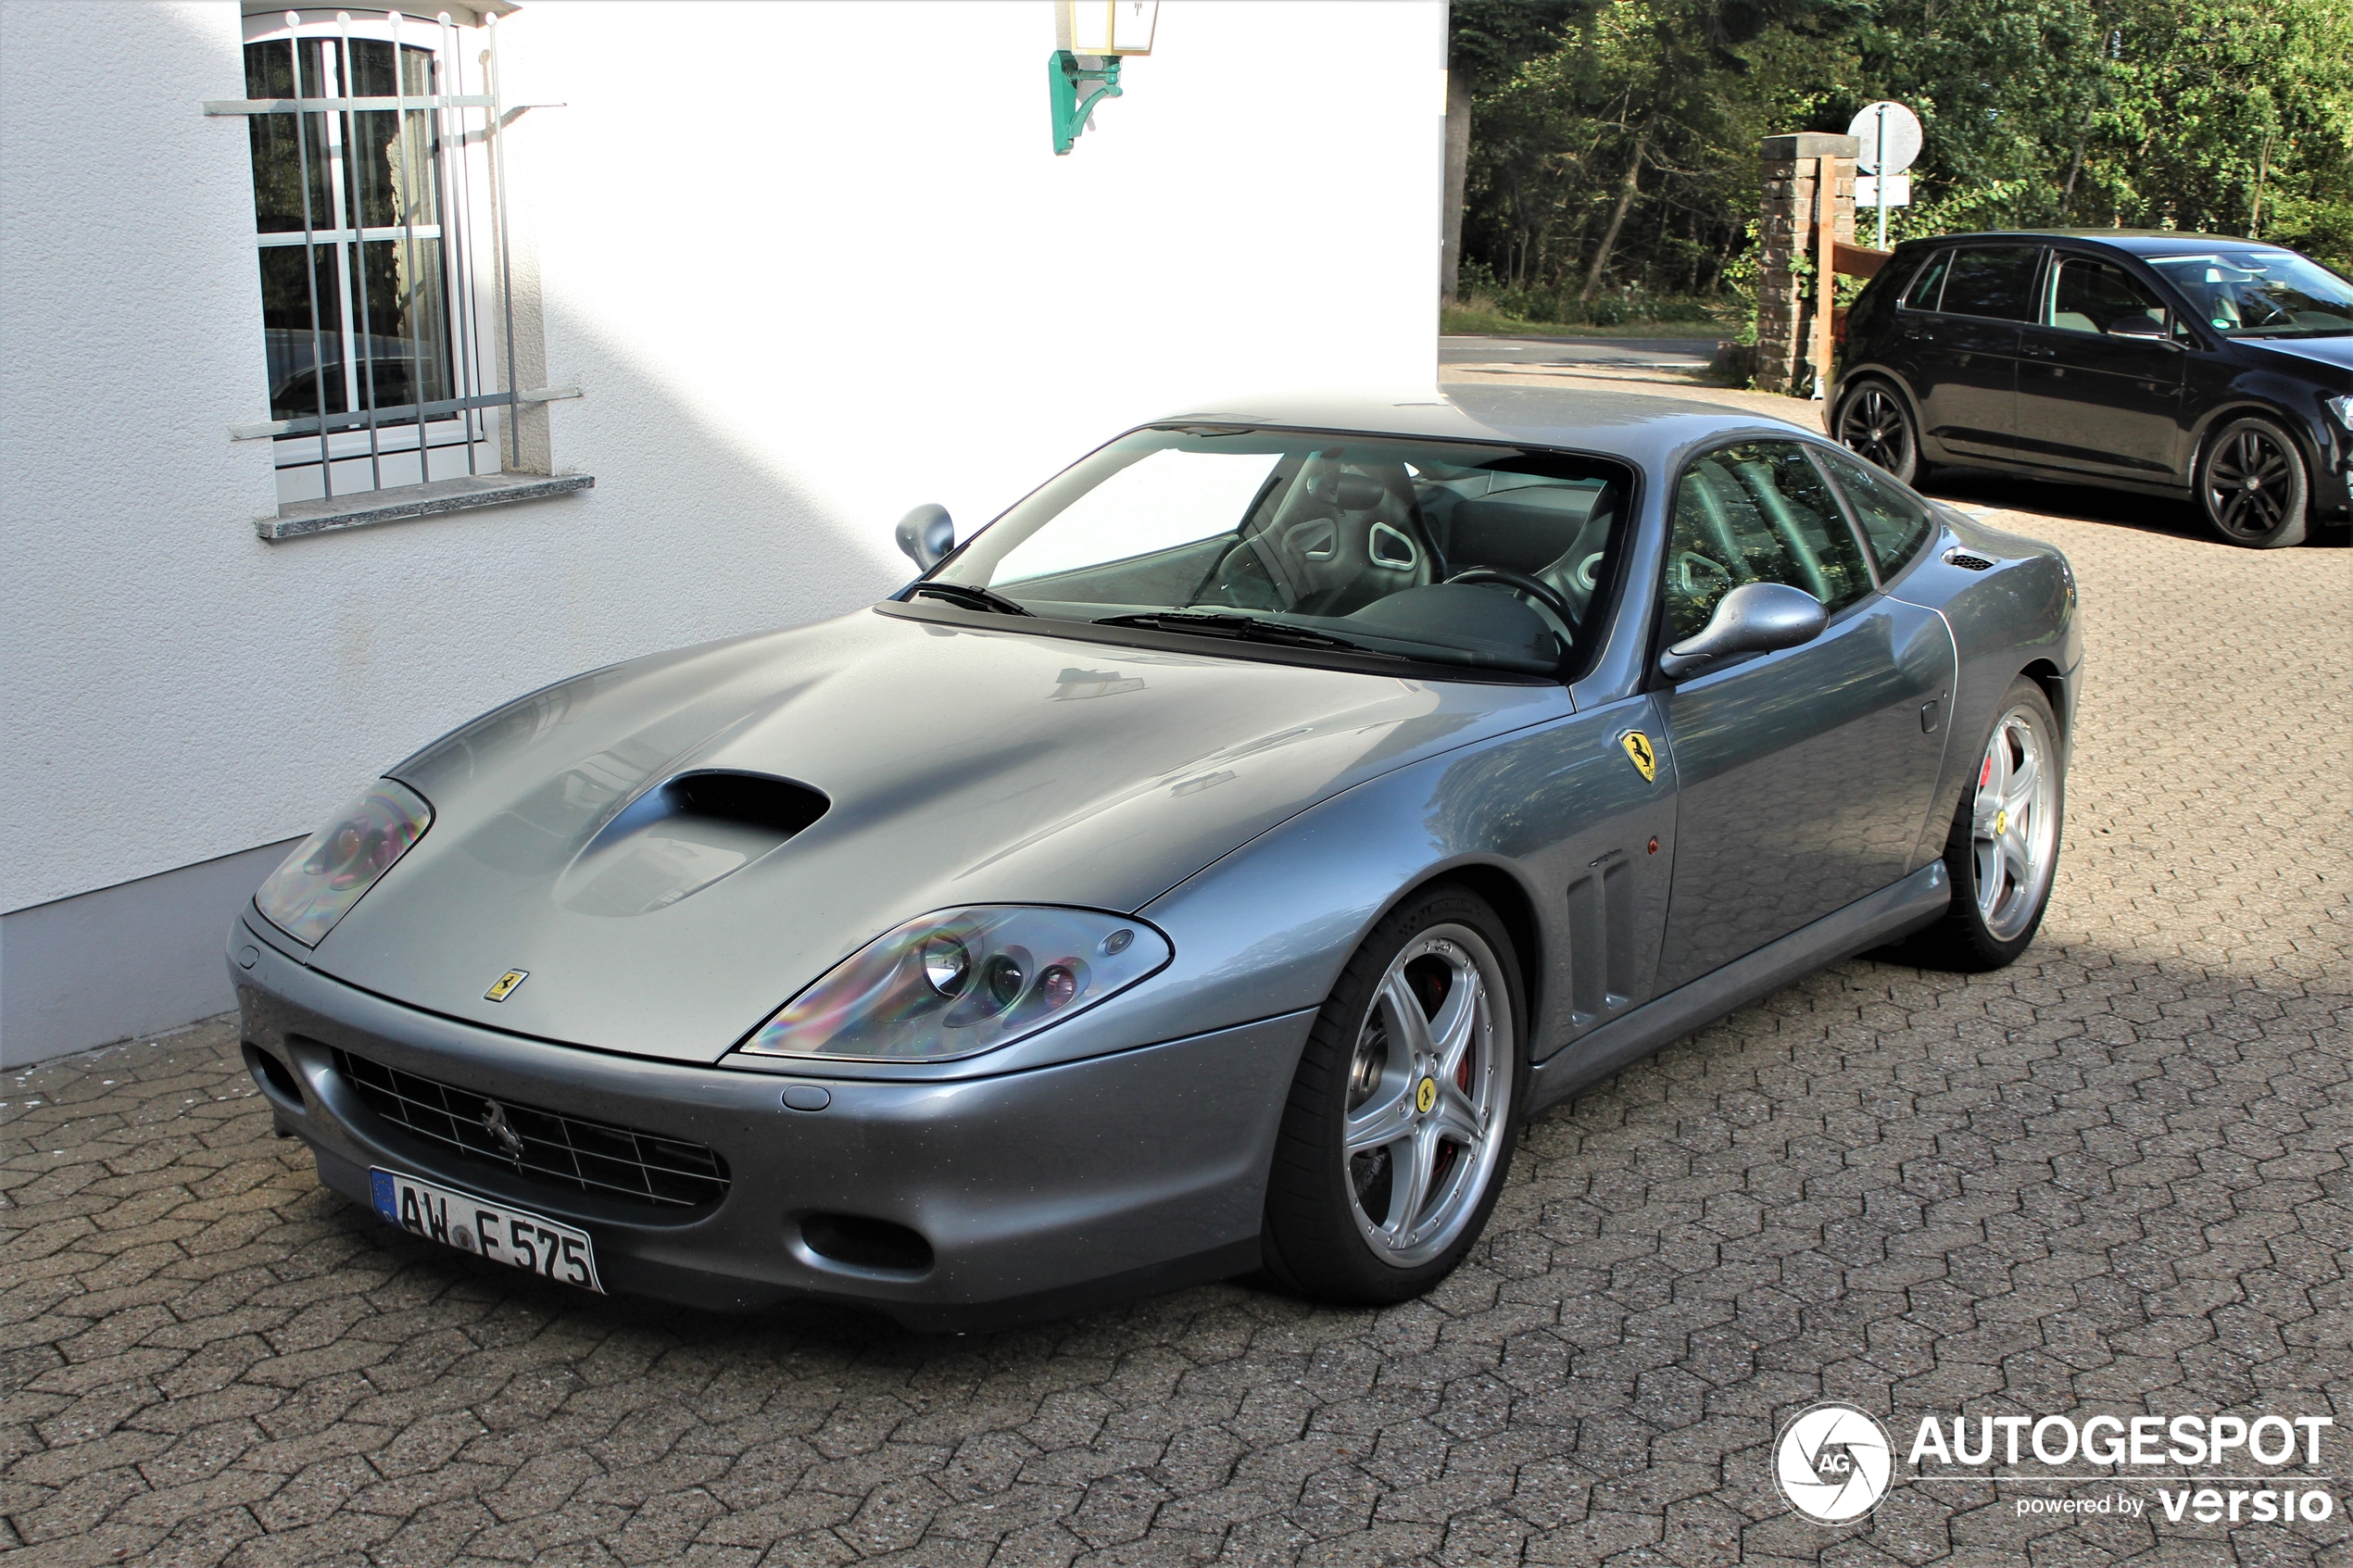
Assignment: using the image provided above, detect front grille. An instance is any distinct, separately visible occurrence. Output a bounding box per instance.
[333,1048,730,1210]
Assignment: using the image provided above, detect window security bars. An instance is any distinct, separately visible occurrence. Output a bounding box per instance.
[208,10,572,506]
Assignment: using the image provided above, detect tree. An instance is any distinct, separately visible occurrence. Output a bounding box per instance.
[1451,0,2353,320]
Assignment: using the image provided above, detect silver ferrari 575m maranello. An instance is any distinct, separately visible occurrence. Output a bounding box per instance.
[231,385,2080,1328]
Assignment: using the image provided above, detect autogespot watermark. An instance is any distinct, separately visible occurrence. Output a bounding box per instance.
[1775,1404,1895,1523]
[1775,1408,2338,1529]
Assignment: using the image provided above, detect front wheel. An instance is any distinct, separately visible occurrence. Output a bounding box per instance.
[2198,417,2309,548]
[1834,380,1929,486]
[1906,677,2064,972]
[1260,886,1525,1304]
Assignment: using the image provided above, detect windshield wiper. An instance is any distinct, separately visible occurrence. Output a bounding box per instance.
[1093,610,1401,658]
[907,582,1034,617]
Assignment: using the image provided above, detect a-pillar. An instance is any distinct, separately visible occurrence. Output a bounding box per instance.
[1757,132,1858,397]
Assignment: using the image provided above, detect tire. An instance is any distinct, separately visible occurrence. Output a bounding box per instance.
[1833,379,1931,487]
[2198,417,2309,548]
[1906,677,2064,972]
[1260,885,1527,1304]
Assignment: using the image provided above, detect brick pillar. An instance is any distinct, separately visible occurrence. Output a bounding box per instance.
[1757,132,1859,396]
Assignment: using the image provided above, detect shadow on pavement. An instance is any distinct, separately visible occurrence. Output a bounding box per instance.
[1924,465,2348,548]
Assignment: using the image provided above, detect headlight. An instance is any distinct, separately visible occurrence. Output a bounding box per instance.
[2327,394,2353,433]
[736,906,1172,1061]
[253,779,434,946]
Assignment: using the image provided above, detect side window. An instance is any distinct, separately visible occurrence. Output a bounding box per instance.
[2047,256,2169,335]
[1939,247,2043,321]
[1900,249,1950,312]
[1664,442,1874,644]
[1817,447,1935,578]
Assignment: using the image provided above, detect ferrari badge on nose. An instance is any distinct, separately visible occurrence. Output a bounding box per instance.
[1620,731,1657,783]
[484,969,529,1002]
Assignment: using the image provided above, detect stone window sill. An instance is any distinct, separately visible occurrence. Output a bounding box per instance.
[257,472,595,541]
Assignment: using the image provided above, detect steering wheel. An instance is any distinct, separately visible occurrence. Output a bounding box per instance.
[1444,567,1577,628]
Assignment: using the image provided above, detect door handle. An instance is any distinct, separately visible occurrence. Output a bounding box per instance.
[2020,343,2057,358]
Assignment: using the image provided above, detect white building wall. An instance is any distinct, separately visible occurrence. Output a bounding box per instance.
[0,0,1443,1062]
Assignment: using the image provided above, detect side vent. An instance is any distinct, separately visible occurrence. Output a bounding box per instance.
[1562,860,1639,1033]
[1943,547,1995,571]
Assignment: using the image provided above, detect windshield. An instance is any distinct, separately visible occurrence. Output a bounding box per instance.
[2145,248,2353,336]
[924,427,1634,677]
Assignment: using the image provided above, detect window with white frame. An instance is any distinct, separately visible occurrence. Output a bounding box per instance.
[235,8,516,505]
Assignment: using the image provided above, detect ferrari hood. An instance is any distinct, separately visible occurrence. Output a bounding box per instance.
[302,608,1567,1062]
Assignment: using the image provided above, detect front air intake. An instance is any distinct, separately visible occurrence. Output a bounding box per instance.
[800,1213,934,1273]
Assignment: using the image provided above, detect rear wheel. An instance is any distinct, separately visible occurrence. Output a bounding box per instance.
[1834,380,1930,486]
[1261,886,1524,1304]
[2198,417,2309,548]
[1906,678,2063,972]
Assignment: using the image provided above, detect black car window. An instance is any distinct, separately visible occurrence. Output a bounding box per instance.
[2047,256,2169,334]
[1816,446,1935,579]
[2145,247,2353,336]
[1900,249,1950,311]
[1664,441,1873,644]
[1939,246,2042,320]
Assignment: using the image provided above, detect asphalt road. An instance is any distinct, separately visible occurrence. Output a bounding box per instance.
[4,476,2348,1567]
[1440,336,1720,370]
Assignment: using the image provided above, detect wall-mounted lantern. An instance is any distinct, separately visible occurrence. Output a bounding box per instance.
[1050,1,1158,156]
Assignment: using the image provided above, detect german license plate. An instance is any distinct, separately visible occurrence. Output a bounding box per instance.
[371,1168,603,1293]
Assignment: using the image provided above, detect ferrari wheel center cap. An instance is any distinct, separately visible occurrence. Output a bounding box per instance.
[1416,1076,1439,1116]
[1994,809,2009,837]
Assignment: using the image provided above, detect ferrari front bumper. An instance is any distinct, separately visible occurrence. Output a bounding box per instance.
[230,916,1306,1329]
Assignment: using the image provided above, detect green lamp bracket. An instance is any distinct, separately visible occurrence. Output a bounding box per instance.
[1049,49,1122,155]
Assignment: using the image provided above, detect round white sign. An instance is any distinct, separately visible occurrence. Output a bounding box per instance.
[1774,1402,1894,1524]
[1847,101,1922,174]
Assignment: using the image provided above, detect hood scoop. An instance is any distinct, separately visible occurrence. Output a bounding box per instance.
[555,771,828,918]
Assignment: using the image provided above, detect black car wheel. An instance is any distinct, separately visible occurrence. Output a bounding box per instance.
[1260,884,1526,1305]
[2198,417,2309,548]
[1834,381,1927,485]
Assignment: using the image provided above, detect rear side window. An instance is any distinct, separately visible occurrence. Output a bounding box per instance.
[1900,250,1951,311]
[1817,446,1935,579]
[1940,247,2042,320]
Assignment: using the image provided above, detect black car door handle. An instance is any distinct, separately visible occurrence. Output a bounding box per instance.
[2020,343,2057,358]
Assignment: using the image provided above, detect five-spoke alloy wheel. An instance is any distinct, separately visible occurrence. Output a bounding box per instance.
[1339,927,1511,1268]
[2198,417,2309,548]
[1833,381,1925,485]
[1262,886,1525,1303]
[1969,702,2061,945]
[1907,677,2066,971]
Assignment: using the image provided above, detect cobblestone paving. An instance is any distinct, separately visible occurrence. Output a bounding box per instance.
[6,482,2348,1568]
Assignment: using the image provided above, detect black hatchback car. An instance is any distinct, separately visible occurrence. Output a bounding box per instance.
[1831,231,2353,546]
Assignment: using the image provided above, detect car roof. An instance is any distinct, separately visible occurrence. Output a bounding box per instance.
[1907,229,2309,259]
[1151,385,1819,469]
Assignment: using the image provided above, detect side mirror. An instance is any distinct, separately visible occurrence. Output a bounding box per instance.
[1658,581,1827,680]
[895,504,954,570]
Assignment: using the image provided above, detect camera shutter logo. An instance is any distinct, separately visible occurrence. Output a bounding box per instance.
[1776,1403,1894,1524]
